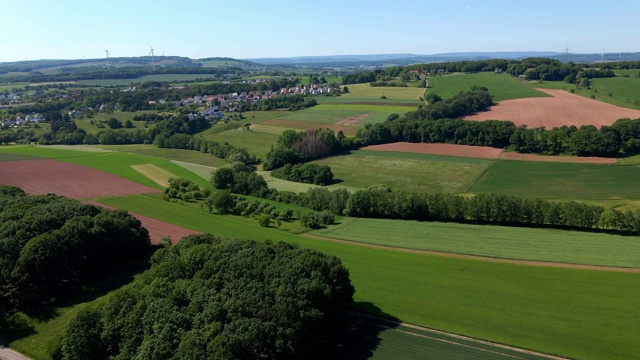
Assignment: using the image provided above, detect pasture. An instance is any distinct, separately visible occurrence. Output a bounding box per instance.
[82,195,640,360]
[471,160,640,200]
[279,105,396,126]
[535,73,640,111]
[258,170,360,193]
[313,217,640,267]
[96,144,227,167]
[312,150,492,193]
[200,127,279,160]
[426,72,549,101]
[337,83,425,102]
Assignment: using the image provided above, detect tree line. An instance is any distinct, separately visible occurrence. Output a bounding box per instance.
[60,234,354,359]
[0,186,150,323]
[270,163,334,185]
[342,187,640,234]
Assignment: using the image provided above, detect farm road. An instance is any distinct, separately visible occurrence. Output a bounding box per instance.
[0,347,31,360]
[303,234,640,273]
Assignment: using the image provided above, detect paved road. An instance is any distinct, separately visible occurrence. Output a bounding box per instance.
[0,346,31,360]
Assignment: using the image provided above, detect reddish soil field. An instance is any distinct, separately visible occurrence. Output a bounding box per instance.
[263,119,358,136]
[465,89,640,128]
[0,159,160,199]
[362,142,503,159]
[84,201,201,244]
[500,152,618,164]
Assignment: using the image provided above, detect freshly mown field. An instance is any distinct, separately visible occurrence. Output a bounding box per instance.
[314,217,640,267]
[0,146,209,189]
[426,72,549,101]
[534,74,640,110]
[312,150,492,193]
[471,160,640,200]
[83,195,640,360]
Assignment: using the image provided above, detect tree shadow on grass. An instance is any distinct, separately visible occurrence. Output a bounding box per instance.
[334,302,401,360]
[0,248,156,346]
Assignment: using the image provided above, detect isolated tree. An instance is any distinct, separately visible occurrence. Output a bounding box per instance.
[212,190,235,214]
[211,167,234,190]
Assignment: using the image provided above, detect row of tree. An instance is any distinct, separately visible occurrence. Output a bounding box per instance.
[343,187,640,233]
[0,186,150,322]
[60,235,354,359]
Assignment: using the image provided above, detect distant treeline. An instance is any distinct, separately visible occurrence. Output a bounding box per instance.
[0,186,150,322]
[358,116,640,157]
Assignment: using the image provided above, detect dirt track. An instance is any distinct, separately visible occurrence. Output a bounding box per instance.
[362,142,503,159]
[303,233,640,273]
[0,159,159,199]
[465,88,640,128]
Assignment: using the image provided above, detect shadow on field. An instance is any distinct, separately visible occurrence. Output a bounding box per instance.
[0,249,155,345]
[335,302,400,360]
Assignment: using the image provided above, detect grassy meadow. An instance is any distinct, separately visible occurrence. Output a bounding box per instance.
[200,126,279,160]
[314,217,640,267]
[312,150,492,193]
[471,160,640,200]
[427,72,549,102]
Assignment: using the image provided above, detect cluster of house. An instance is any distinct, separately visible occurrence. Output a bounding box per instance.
[1,113,45,128]
[0,93,21,101]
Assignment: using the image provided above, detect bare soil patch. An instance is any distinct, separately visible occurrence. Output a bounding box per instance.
[500,152,618,164]
[303,233,640,273]
[465,88,640,128]
[335,112,371,126]
[0,159,160,199]
[85,201,201,244]
[362,142,503,159]
[262,119,358,136]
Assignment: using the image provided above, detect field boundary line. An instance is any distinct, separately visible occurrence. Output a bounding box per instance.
[352,312,570,360]
[303,233,640,273]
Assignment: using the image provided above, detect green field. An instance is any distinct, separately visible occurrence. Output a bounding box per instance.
[314,217,640,267]
[472,160,640,200]
[95,144,227,167]
[199,127,279,160]
[80,195,640,360]
[0,145,209,189]
[339,83,425,102]
[76,74,218,86]
[279,105,398,126]
[312,150,492,193]
[533,74,640,111]
[427,72,549,102]
[258,170,360,193]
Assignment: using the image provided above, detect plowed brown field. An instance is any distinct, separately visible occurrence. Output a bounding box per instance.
[465,89,640,128]
[0,159,160,199]
[362,142,503,159]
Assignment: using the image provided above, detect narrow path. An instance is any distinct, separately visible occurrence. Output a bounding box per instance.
[303,233,640,273]
[352,312,571,360]
[0,347,31,360]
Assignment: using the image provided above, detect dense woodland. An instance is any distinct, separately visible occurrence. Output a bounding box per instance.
[60,234,354,360]
[270,163,334,185]
[0,186,150,322]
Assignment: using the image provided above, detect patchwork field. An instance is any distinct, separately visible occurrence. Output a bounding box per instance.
[200,127,279,160]
[427,72,549,101]
[465,88,640,128]
[279,105,393,125]
[362,142,503,159]
[252,120,358,136]
[471,160,640,200]
[0,159,159,198]
[311,150,492,193]
[313,218,640,268]
[131,164,177,187]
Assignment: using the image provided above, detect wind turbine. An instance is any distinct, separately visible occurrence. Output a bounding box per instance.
[148,44,156,70]
[105,50,110,67]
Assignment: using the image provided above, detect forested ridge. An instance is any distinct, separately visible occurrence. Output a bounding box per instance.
[60,234,355,360]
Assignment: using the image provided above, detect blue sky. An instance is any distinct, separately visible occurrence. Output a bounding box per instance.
[1,0,638,62]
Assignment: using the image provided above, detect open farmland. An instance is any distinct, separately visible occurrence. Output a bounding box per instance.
[363,142,503,159]
[319,83,424,105]
[96,144,227,167]
[311,150,492,193]
[200,127,279,160]
[254,119,359,136]
[427,72,549,101]
[471,160,640,200]
[313,218,640,268]
[500,151,617,164]
[76,73,217,86]
[0,159,159,198]
[279,105,392,125]
[86,195,640,360]
[465,88,640,128]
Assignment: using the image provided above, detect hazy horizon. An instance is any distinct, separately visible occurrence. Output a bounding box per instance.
[2,0,638,62]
